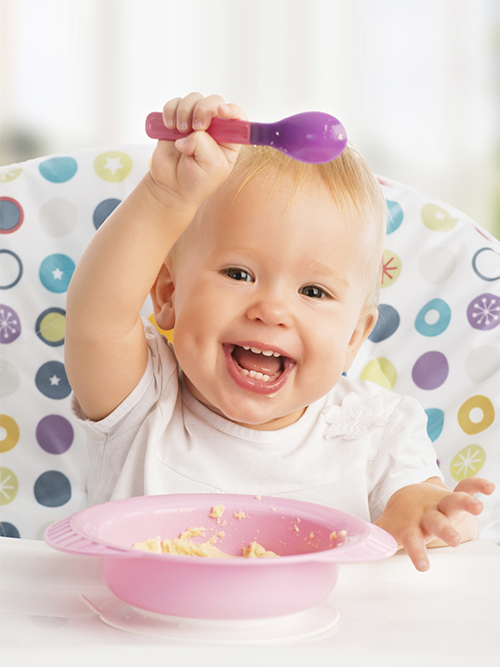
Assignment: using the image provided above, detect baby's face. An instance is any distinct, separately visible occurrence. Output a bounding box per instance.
[163,171,377,430]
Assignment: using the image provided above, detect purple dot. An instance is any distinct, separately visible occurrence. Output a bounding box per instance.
[36,415,74,454]
[467,293,500,331]
[0,304,21,343]
[412,351,449,390]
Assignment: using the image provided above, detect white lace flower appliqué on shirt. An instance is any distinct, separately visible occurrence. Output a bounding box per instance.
[322,392,387,440]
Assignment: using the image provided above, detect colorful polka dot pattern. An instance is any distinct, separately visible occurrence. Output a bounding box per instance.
[0,149,152,538]
[349,183,500,537]
[0,150,498,539]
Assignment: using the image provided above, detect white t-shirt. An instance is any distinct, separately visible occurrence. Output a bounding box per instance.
[73,321,443,522]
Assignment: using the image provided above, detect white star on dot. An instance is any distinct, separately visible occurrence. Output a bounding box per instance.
[52,268,63,280]
[0,472,16,500]
[434,211,446,220]
[453,447,483,478]
[103,157,124,175]
[0,168,20,182]
[49,375,61,386]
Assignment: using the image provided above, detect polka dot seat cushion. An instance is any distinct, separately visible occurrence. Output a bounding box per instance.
[0,146,153,539]
[1,146,499,539]
[348,176,499,538]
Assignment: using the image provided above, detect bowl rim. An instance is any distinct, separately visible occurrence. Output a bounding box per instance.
[68,493,373,565]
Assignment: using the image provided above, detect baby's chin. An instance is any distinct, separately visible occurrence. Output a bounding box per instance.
[183,374,305,430]
[231,407,307,431]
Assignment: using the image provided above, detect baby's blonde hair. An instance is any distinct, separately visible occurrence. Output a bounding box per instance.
[169,143,386,307]
[228,144,387,307]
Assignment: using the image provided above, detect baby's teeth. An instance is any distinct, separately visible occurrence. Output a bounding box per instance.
[246,370,271,382]
[241,369,249,376]
[239,345,282,360]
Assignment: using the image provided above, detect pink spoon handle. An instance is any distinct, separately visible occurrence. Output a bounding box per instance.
[146,110,347,163]
[146,112,252,144]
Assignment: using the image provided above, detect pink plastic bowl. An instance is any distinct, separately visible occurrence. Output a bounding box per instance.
[44,494,397,619]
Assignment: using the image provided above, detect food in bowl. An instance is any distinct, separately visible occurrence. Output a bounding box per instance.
[132,505,280,558]
[132,530,279,558]
[131,504,344,558]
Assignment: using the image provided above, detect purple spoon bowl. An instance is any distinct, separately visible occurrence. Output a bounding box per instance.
[146,111,347,164]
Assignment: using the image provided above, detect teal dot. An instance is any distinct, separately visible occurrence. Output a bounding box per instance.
[39,254,75,293]
[415,298,451,337]
[425,408,444,442]
[386,200,403,234]
[39,157,78,183]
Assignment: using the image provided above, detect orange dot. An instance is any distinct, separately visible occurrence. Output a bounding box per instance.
[0,415,20,453]
[148,313,174,344]
[457,396,494,435]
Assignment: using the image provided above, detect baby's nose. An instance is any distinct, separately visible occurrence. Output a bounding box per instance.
[245,293,293,328]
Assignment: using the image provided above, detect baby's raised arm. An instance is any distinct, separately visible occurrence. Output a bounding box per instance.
[65,93,246,421]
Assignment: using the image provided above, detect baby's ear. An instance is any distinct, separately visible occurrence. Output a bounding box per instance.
[343,306,378,372]
[150,262,176,331]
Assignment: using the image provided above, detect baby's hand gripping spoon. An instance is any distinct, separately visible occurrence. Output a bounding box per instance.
[145,111,347,164]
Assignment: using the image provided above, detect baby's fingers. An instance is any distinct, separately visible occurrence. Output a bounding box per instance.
[453,477,495,496]
[399,529,430,572]
[163,92,205,132]
[438,491,483,518]
[191,95,245,131]
[216,102,248,121]
[421,510,461,547]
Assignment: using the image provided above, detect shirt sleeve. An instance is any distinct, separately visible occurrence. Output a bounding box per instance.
[71,319,179,504]
[367,394,444,522]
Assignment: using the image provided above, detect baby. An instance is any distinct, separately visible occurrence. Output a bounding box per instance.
[65,93,494,571]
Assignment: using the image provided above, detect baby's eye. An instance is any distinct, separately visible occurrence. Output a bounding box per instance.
[299,285,329,299]
[224,268,254,282]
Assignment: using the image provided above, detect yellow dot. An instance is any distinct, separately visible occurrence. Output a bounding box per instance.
[381,249,401,289]
[39,311,66,343]
[421,203,458,232]
[0,415,20,453]
[148,313,174,344]
[360,357,397,390]
[94,151,133,183]
[450,445,486,482]
[0,467,19,505]
[0,167,23,183]
[457,395,495,435]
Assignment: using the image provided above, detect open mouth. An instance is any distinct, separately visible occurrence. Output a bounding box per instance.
[223,343,296,395]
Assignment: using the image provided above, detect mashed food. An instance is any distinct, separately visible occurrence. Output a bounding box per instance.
[132,505,279,558]
[132,529,279,559]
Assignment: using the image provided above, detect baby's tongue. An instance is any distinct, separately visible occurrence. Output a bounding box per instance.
[232,346,282,376]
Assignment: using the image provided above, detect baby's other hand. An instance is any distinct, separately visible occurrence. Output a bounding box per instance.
[375,476,495,572]
[148,92,247,211]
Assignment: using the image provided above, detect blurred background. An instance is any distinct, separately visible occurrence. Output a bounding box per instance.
[1,0,499,237]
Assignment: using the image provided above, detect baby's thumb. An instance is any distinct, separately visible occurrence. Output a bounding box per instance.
[174,130,221,162]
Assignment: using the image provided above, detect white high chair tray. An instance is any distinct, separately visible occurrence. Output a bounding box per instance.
[0,536,498,666]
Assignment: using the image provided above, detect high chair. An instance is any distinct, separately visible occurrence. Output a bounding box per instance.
[0,145,498,539]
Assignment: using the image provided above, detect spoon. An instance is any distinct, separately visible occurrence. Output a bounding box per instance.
[145,111,347,164]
